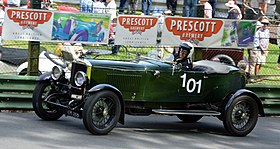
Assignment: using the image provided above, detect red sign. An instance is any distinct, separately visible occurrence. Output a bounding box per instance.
[6,9,52,27]
[118,16,158,33]
[165,18,223,41]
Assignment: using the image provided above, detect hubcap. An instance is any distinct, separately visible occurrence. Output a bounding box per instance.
[231,101,250,129]
[91,98,115,128]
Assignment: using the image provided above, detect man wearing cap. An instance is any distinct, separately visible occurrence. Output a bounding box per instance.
[248,21,263,81]
[255,19,270,75]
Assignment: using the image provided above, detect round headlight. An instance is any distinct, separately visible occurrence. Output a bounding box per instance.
[74,71,87,87]
[51,66,64,80]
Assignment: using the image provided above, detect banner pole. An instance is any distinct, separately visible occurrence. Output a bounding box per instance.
[27,0,41,76]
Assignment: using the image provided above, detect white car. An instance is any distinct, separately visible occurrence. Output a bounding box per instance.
[17,51,67,75]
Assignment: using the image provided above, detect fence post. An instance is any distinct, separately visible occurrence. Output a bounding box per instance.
[27,0,42,76]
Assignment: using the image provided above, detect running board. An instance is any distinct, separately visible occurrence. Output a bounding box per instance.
[152,109,221,116]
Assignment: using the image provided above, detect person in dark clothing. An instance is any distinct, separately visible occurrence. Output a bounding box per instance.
[174,42,194,71]
[208,0,217,17]
[166,0,177,15]
[119,0,127,14]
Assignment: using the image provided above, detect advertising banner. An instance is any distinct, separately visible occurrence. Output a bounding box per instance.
[2,8,53,41]
[115,15,158,46]
[2,8,111,44]
[161,16,257,48]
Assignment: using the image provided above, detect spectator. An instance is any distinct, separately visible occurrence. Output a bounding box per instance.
[225,0,242,20]
[184,0,198,17]
[258,0,270,15]
[80,0,93,13]
[142,0,152,15]
[199,0,212,18]
[255,18,270,75]
[248,21,262,77]
[106,0,116,21]
[208,0,216,17]
[126,0,138,14]
[7,0,20,7]
[118,0,127,14]
[92,0,105,13]
[166,0,177,15]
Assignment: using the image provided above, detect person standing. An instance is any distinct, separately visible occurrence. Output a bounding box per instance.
[118,0,127,14]
[106,0,116,21]
[248,21,262,78]
[92,0,106,13]
[142,0,152,15]
[225,0,242,20]
[166,0,177,15]
[200,0,212,18]
[258,0,271,15]
[255,19,270,75]
[184,0,198,17]
[208,0,216,17]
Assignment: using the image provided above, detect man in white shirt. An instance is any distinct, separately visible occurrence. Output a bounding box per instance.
[92,0,105,13]
[7,0,20,7]
[106,0,116,21]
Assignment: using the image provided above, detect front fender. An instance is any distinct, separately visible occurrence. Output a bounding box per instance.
[88,84,125,124]
[37,72,52,81]
[225,89,265,116]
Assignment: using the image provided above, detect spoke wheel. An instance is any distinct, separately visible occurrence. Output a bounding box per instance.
[32,82,63,120]
[223,95,258,136]
[83,91,121,135]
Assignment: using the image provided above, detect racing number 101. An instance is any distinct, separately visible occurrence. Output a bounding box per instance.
[180,74,202,93]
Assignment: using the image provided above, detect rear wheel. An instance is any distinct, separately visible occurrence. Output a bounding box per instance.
[177,115,203,123]
[83,91,121,135]
[223,95,258,136]
[32,82,63,120]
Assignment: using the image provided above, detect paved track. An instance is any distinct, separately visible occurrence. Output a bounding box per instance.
[0,112,279,149]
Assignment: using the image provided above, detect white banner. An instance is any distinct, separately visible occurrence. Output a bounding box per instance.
[161,16,257,48]
[115,15,159,46]
[2,8,111,44]
[2,8,53,41]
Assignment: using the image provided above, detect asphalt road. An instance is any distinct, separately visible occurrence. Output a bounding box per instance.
[0,112,279,149]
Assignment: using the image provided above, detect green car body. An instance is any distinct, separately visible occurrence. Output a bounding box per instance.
[32,56,264,136]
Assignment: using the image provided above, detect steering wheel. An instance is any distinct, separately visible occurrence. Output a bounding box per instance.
[44,51,67,68]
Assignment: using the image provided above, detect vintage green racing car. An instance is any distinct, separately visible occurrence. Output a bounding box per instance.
[32,43,264,136]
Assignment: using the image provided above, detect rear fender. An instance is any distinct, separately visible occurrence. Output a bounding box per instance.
[225,89,265,116]
[88,84,125,124]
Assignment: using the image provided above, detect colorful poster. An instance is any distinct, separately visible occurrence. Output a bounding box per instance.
[161,16,257,48]
[2,8,111,44]
[2,8,53,41]
[52,12,110,44]
[115,15,158,46]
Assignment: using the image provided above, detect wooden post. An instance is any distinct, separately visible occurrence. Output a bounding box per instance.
[27,0,41,76]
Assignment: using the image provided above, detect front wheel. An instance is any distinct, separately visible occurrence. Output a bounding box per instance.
[223,95,259,136]
[177,115,203,123]
[32,82,63,121]
[83,91,121,135]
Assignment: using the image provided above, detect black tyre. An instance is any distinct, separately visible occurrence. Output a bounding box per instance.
[177,115,203,123]
[83,91,121,135]
[223,95,258,136]
[32,82,63,121]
